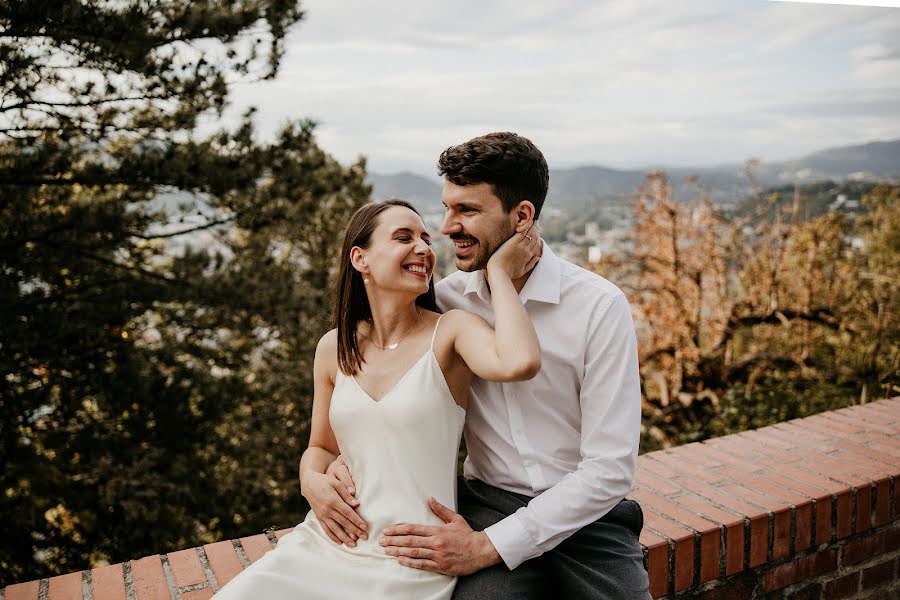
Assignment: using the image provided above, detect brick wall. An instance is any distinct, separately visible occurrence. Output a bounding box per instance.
[636,398,899,599]
[3,398,898,600]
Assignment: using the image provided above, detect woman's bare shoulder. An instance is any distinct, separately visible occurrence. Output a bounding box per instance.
[315,329,339,376]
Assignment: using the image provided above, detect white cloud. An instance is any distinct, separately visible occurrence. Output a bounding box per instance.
[212,0,900,173]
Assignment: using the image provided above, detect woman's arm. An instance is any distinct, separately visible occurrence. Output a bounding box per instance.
[450,227,542,382]
[298,330,368,546]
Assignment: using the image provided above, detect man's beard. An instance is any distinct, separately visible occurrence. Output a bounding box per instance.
[454,220,514,272]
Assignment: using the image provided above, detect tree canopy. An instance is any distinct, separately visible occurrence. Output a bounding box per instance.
[1,0,370,584]
[597,174,900,450]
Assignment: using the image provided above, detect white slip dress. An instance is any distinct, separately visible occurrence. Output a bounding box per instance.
[214,314,465,600]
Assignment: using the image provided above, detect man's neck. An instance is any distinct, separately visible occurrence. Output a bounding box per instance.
[482,263,537,296]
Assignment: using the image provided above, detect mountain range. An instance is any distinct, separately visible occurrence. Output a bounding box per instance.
[367,139,900,213]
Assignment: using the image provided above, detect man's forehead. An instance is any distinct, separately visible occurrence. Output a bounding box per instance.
[441,181,500,206]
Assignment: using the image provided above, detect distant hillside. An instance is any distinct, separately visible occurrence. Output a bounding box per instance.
[369,138,900,213]
[366,172,442,212]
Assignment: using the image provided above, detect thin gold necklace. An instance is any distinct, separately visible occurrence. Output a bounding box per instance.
[370,308,421,351]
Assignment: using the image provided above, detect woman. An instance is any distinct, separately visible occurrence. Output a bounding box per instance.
[214,199,541,599]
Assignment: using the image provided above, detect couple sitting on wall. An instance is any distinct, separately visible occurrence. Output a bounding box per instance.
[213,132,650,600]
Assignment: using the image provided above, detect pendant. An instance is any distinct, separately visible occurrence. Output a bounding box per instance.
[387,342,399,350]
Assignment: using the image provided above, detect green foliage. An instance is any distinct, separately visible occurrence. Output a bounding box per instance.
[1,0,370,585]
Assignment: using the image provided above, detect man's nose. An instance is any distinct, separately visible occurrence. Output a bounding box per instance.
[440,212,459,236]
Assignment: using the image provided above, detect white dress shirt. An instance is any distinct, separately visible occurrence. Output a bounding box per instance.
[435,242,642,570]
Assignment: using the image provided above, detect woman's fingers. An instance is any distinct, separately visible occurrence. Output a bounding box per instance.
[326,517,356,547]
[333,464,356,495]
[330,475,359,507]
[334,498,368,536]
[331,511,368,541]
[320,520,344,545]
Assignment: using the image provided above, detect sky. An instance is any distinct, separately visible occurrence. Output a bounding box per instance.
[221,0,900,177]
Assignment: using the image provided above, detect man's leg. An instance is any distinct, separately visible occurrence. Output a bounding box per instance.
[545,498,651,600]
[452,477,548,600]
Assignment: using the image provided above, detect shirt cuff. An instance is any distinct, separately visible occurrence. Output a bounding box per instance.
[483,512,538,571]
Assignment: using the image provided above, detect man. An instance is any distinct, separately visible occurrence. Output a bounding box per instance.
[314,132,649,599]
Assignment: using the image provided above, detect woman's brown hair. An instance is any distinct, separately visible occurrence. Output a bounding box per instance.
[333,199,439,375]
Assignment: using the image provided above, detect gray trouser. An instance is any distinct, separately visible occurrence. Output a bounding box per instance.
[453,477,651,600]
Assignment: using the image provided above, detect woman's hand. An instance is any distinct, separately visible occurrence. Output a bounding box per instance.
[486,222,541,281]
[300,470,368,547]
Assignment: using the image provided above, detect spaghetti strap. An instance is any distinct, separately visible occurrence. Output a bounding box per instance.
[430,313,446,351]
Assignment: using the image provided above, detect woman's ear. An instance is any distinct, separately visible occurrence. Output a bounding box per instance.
[350,246,368,274]
[512,201,536,233]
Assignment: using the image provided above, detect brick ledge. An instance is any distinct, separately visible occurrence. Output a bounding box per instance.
[3,398,899,599]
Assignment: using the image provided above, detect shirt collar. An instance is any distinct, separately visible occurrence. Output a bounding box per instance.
[462,240,561,305]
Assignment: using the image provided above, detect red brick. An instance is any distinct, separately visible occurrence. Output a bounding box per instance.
[643,452,723,485]
[130,555,169,600]
[633,469,682,496]
[862,558,896,589]
[835,439,900,469]
[843,529,894,566]
[825,571,860,598]
[815,496,833,546]
[634,491,721,583]
[748,515,768,568]
[825,452,893,483]
[821,409,898,435]
[793,455,871,488]
[740,428,796,450]
[889,525,900,551]
[640,507,694,592]
[763,471,833,501]
[181,589,214,600]
[167,548,207,587]
[274,527,293,540]
[744,474,810,507]
[668,442,730,468]
[763,548,838,591]
[4,580,40,600]
[795,502,813,552]
[692,440,771,480]
[674,479,768,568]
[721,483,792,560]
[695,576,758,600]
[787,582,824,600]
[670,492,744,576]
[895,475,900,518]
[678,477,764,517]
[640,530,669,599]
[837,490,853,539]
[856,484,873,533]
[863,432,900,454]
[773,507,792,560]
[838,404,900,433]
[204,541,243,588]
[806,413,865,435]
[90,563,126,600]
[47,572,82,600]
[768,462,844,495]
[875,478,891,526]
[239,534,273,564]
[773,421,834,448]
[672,534,694,592]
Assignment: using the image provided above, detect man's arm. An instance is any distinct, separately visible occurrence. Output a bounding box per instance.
[484,292,641,569]
[381,292,642,573]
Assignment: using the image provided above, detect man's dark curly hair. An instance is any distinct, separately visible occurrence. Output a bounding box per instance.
[437,132,549,219]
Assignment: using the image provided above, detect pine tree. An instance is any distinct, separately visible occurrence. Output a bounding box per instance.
[1,1,370,583]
